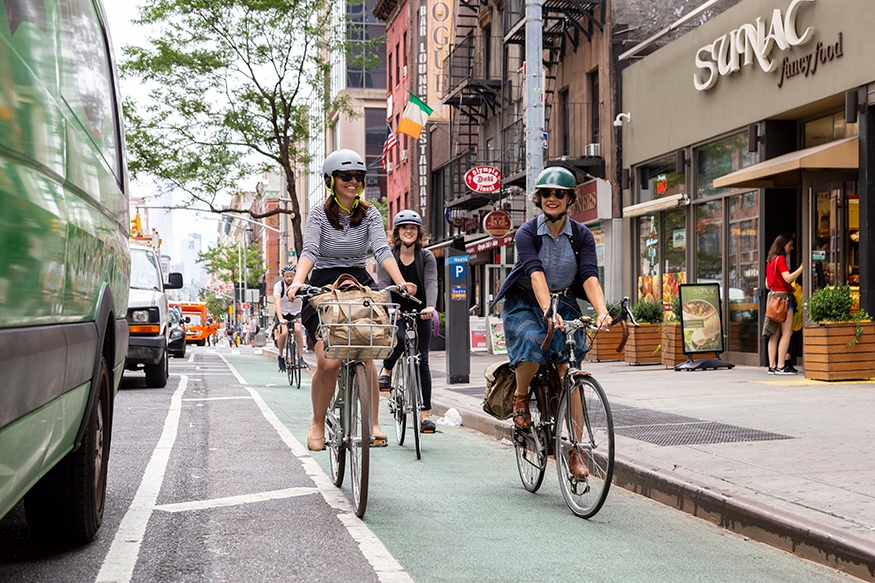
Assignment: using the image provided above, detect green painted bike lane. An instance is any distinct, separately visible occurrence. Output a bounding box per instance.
[227,352,855,583]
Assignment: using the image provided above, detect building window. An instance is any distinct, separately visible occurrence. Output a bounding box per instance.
[483,24,491,77]
[559,89,569,157]
[589,70,599,145]
[695,132,756,199]
[803,111,859,148]
[365,108,386,199]
[637,154,684,204]
[388,53,393,87]
[346,0,386,89]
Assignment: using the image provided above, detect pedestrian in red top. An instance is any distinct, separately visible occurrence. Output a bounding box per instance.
[764,234,804,374]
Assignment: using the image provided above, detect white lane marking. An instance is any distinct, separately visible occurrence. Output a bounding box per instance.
[96,376,188,583]
[154,487,319,513]
[217,355,413,583]
[181,396,252,402]
[188,353,195,363]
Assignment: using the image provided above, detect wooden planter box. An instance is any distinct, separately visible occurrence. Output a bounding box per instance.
[625,323,662,365]
[661,323,717,367]
[587,325,626,362]
[803,321,875,381]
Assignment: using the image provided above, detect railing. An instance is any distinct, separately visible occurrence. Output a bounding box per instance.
[501,118,525,179]
[444,35,501,97]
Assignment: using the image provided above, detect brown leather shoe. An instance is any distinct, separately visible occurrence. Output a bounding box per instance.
[512,394,531,429]
[568,449,589,479]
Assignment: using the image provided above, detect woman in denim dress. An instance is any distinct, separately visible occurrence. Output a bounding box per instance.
[491,167,610,478]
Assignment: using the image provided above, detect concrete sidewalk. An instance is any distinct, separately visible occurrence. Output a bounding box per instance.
[425,351,875,582]
[260,343,875,581]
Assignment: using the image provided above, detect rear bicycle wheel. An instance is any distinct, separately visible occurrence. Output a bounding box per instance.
[514,384,547,493]
[407,358,422,460]
[349,362,370,517]
[554,376,614,518]
[326,369,346,487]
[390,365,406,445]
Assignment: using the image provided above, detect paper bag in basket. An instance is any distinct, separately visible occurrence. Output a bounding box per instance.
[309,275,393,348]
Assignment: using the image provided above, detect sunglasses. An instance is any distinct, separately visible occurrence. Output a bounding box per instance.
[539,188,569,200]
[335,171,366,182]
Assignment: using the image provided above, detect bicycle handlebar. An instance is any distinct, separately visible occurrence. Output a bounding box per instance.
[383,284,422,304]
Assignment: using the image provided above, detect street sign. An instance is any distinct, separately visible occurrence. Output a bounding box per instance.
[447,254,469,280]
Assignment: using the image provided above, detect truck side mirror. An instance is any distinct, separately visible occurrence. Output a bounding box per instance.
[165,272,184,289]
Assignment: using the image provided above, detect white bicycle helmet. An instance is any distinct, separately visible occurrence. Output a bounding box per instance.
[393,210,422,227]
[322,149,367,178]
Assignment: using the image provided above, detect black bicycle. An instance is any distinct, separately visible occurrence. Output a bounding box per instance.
[284,315,304,389]
[387,306,425,459]
[513,296,636,518]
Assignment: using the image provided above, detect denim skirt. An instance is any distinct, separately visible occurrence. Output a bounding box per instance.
[502,291,587,368]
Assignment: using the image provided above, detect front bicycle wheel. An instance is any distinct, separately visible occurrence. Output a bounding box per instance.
[407,357,422,460]
[554,375,614,518]
[349,363,370,517]
[289,338,301,389]
[326,369,346,487]
[285,335,295,386]
[514,384,547,493]
[390,365,406,445]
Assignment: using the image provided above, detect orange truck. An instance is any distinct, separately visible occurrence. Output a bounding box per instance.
[180,302,216,346]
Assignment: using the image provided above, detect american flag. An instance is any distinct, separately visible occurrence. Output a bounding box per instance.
[381,124,398,170]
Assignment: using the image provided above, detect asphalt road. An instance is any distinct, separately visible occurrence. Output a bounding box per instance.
[0,345,861,582]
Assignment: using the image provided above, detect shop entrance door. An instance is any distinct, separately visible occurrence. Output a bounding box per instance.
[805,176,859,296]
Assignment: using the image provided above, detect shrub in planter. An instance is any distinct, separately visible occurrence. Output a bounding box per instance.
[631,298,665,324]
[804,284,874,381]
[807,284,870,344]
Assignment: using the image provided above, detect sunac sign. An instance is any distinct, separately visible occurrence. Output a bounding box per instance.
[694,0,815,91]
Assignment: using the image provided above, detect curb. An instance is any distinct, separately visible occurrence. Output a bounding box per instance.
[429,396,875,583]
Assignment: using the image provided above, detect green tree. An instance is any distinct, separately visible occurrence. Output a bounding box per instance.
[120,0,365,254]
[198,240,266,289]
[200,288,233,319]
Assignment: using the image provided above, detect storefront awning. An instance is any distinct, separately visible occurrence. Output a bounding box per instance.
[623,193,689,218]
[713,136,859,189]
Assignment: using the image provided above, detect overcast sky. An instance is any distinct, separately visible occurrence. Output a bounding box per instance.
[103,1,220,258]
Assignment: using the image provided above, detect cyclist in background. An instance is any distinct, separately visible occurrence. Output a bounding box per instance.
[377,210,438,433]
[287,149,416,451]
[274,265,307,372]
[491,166,611,478]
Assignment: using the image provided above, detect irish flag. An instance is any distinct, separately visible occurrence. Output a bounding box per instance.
[396,94,433,138]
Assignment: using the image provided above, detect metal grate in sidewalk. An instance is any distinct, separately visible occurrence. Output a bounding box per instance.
[611,404,794,447]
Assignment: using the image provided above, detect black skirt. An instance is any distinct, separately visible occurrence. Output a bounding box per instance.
[301,267,377,344]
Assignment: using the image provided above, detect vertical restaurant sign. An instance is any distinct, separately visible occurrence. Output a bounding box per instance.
[426,0,452,121]
[678,283,724,354]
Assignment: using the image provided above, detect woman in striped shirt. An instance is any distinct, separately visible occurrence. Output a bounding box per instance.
[288,149,416,451]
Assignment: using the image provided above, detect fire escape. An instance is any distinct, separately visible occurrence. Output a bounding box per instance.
[502,0,606,183]
[442,0,503,211]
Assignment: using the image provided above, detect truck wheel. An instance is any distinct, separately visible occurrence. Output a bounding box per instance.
[25,356,112,544]
[144,349,169,388]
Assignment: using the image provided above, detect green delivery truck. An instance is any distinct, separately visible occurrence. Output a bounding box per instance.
[0,0,131,543]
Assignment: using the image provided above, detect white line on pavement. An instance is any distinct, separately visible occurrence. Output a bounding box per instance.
[217,354,414,583]
[154,487,319,513]
[95,376,188,583]
[181,396,252,402]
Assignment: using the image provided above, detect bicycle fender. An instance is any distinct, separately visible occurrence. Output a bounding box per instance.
[615,320,630,353]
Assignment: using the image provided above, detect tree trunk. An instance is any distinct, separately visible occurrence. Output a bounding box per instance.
[283,167,305,255]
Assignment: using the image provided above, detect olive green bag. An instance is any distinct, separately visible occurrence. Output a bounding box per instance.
[482,361,515,420]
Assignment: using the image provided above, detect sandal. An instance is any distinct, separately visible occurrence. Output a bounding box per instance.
[568,449,589,479]
[512,394,531,429]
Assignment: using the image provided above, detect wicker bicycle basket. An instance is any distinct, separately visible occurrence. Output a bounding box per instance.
[314,299,400,360]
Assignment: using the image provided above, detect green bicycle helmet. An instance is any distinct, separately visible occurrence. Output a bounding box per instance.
[535,166,577,190]
[533,166,578,211]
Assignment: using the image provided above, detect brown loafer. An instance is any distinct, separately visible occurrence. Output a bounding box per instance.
[568,449,589,479]
[512,394,531,429]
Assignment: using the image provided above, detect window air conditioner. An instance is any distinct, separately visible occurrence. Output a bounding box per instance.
[402,65,408,78]
[584,143,601,156]
[400,149,408,162]
[386,161,393,172]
